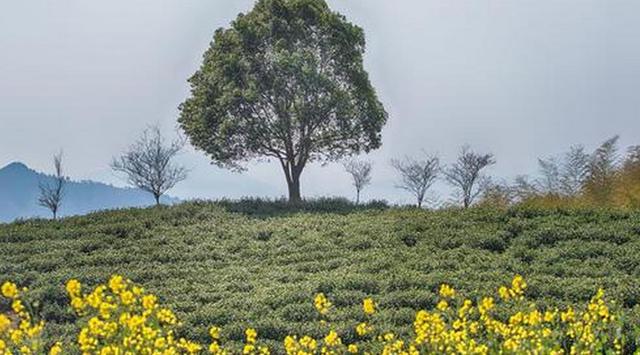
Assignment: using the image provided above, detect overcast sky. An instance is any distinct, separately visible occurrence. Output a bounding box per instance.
[1,0,639,205]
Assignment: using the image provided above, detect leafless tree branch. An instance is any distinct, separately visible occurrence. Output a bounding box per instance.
[343,159,372,204]
[38,152,66,220]
[111,125,188,205]
[391,153,439,208]
[445,145,495,208]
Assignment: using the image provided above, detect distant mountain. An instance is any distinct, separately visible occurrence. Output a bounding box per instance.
[0,162,178,222]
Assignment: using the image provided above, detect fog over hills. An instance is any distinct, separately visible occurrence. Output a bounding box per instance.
[0,162,178,222]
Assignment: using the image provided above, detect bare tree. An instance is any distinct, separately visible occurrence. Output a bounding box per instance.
[343,159,373,204]
[588,136,620,182]
[111,125,188,206]
[537,157,561,194]
[585,135,620,203]
[559,145,589,196]
[38,152,66,220]
[512,175,539,202]
[445,145,495,208]
[479,179,514,207]
[535,145,589,197]
[391,154,440,208]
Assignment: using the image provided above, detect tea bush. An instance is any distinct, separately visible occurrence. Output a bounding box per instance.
[1,201,640,352]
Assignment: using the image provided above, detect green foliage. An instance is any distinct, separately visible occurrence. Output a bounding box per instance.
[1,202,640,349]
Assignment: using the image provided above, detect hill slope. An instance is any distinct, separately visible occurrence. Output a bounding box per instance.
[1,202,639,348]
[0,162,177,222]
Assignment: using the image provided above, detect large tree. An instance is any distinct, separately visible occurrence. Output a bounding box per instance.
[179,0,387,202]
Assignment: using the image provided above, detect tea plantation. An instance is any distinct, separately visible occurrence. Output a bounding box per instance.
[2,200,640,349]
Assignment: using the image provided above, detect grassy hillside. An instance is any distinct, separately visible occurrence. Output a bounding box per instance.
[1,200,640,349]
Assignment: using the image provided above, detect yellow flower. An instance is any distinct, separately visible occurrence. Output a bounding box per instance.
[243,344,255,354]
[120,290,134,306]
[99,302,116,319]
[543,310,557,322]
[209,326,221,341]
[1,281,19,299]
[246,328,257,344]
[498,286,510,301]
[209,341,221,353]
[439,284,456,299]
[157,308,178,325]
[479,297,494,314]
[510,275,527,298]
[356,322,371,336]
[299,336,317,350]
[348,344,358,353]
[70,297,86,313]
[142,294,157,310]
[363,298,376,315]
[561,307,575,322]
[0,314,11,332]
[12,299,26,314]
[436,300,449,311]
[66,279,82,297]
[178,338,203,353]
[324,330,341,347]
[108,275,126,294]
[49,342,63,355]
[314,293,332,316]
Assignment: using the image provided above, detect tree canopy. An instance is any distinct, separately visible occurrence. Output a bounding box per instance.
[179,0,387,202]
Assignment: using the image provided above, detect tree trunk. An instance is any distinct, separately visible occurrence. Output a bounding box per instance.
[280,158,304,204]
[154,194,161,206]
[356,190,360,205]
[287,176,302,203]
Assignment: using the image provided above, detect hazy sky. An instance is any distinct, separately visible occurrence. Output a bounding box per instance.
[1,0,639,205]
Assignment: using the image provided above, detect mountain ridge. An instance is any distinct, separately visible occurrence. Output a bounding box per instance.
[0,161,178,222]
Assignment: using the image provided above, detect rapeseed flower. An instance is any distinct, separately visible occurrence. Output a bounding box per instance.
[363,298,376,315]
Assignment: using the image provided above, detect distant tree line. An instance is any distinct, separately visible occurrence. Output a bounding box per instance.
[341,135,640,210]
[342,145,494,209]
[478,135,640,209]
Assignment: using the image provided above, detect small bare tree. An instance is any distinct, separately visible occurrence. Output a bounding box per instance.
[391,154,440,208]
[585,135,620,204]
[445,145,495,208]
[343,159,373,204]
[479,179,514,208]
[559,145,589,196]
[111,125,188,206]
[38,152,66,220]
[512,175,539,202]
[537,157,561,194]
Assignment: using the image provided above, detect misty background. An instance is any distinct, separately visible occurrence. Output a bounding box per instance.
[1,0,639,206]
